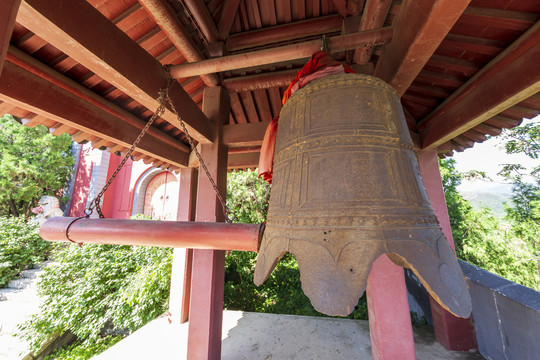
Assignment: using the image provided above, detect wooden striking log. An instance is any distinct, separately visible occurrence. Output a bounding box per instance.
[40,217,263,252]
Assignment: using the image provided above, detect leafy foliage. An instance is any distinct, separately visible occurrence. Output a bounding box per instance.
[224,170,368,319]
[440,158,540,290]
[0,115,74,217]
[18,240,173,352]
[226,170,270,223]
[44,336,122,360]
[0,216,53,287]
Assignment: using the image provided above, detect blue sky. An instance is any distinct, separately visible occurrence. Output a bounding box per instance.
[453,115,539,193]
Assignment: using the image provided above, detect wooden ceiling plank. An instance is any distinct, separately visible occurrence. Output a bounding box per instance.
[407,83,452,99]
[183,0,219,43]
[0,0,21,75]
[291,0,306,21]
[51,123,73,135]
[17,0,215,144]
[226,15,342,52]
[460,129,486,143]
[267,87,283,117]
[460,7,538,31]
[353,0,393,64]
[484,115,522,129]
[419,21,540,149]
[229,91,248,124]
[473,122,502,137]
[452,135,474,148]
[227,152,259,169]
[373,0,471,96]
[217,0,240,40]
[276,0,291,24]
[222,121,268,147]
[2,47,189,167]
[253,89,273,123]
[238,91,259,123]
[259,0,277,26]
[246,0,262,29]
[171,27,392,78]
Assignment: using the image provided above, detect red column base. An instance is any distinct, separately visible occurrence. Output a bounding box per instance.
[430,296,477,351]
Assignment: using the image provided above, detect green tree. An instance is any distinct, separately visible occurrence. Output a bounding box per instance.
[439,157,540,290]
[0,114,74,217]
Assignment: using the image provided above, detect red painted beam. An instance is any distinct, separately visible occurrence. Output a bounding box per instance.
[419,21,540,149]
[188,86,230,360]
[353,0,393,64]
[171,27,393,78]
[374,0,471,96]
[0,0,21,76]
[139,0,218,86]
[218,0,240,41]
[225,15,343,51]
[17,0,215,144]
[183,0,219,43]
[228,152,260,169]
[367,255,416,360]
[40,217,262,251]
[417,149,478,351]
[222,121,269,147]
[222,70,298,92]
[169,168,198,324]
[1,47,189,167]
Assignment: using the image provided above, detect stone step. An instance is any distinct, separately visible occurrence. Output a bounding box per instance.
[7,278,34,290]
[33,261,54,270]
[21,268,42,279]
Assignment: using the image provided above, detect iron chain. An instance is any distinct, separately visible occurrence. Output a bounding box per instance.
[86,65,234,223]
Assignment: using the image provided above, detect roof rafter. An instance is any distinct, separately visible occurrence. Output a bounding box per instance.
[17,0,215,144]
[374,0,471,96]
[1,46,189,167]
[171,27,393,78]
[139,0,219,86]
[0,0,21,75]
[419,21,540,149]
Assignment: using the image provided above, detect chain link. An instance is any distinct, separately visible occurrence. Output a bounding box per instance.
[161,68,234,223]
[86,65,234,223]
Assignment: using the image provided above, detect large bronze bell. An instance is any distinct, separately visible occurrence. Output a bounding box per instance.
[254,74,472,318]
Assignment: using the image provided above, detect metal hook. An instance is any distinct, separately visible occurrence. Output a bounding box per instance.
[321,35,329,52]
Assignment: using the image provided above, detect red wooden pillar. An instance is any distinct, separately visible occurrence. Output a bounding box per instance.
[187,86,229,360]
[416,149,477,351]
[0,0,21,75]
[169,168,197,324]
[367,255,416,359]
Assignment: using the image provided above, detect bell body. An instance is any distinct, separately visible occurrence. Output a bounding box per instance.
[254,74,472,318]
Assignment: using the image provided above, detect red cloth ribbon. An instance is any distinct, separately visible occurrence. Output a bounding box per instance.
[258,51,355,184]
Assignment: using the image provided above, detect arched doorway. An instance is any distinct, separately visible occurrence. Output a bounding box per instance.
[142,171,178,220]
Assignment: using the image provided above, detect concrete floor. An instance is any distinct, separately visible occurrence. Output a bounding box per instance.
[93,311,483,360]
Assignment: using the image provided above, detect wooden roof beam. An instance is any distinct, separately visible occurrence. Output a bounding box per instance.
[0,0,21,75]
[225,15,343,52]
[374,0,471,96]
[222,122,269,147]
[419,21,540,149]
[170,27,392,78]
[17,0,215,144]
[1,47,189,168]
[183,0,219,44]
[352,0,393,64]
[138,0,218,86]
[218,0,240,41]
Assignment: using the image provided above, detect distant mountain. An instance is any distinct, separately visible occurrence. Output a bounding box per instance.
[460,189,513,218]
